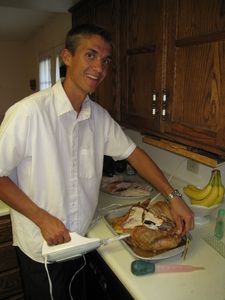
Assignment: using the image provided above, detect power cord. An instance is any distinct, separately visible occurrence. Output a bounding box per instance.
[44,255,86,300]
[69,255,86,300]
[150,158,187,204]
[44,255,54,300]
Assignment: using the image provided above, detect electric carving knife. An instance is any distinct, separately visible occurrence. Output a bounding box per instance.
[42,231,130,262]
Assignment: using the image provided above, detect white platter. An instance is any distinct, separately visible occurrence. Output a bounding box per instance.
[100,176,154,200]
[103,205,191,261]
[100,191,151,201]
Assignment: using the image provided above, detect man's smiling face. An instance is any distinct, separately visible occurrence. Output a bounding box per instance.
[66,34,112,97]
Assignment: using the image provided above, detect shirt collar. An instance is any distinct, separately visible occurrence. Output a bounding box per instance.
[78,96,91,121]
[53,79,91,120]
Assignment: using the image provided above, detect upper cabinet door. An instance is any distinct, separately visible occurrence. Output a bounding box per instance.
[164,0,225,155]
[121,0,165,133]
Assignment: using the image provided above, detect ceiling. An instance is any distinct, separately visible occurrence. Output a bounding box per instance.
[0,0,80,42]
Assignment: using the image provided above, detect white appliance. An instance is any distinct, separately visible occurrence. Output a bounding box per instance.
[42,232,130,262]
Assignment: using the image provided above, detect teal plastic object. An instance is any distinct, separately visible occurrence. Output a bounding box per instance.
[131,260,155,276]
[131,260,205,275]
[214,208,225,239]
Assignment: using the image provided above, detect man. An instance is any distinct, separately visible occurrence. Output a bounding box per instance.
[0,24,194,299]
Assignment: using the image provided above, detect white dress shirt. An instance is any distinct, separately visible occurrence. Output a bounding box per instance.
[0,80,136,262]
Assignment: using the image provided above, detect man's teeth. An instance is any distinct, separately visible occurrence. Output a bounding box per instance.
[87,74,98,80]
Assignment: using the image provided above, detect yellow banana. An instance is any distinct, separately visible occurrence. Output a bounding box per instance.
[183,172,214,200]
[213,171,224,205]
[186,184,200,192]
[190,172,219,207]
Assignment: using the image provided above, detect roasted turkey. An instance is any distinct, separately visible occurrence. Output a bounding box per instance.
[109,199,182,253]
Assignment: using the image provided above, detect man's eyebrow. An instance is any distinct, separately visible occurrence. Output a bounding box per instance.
[87,48,112,60]
[87,48,98,53]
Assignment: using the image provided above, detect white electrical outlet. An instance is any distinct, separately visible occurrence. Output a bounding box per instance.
[186,159,199,174]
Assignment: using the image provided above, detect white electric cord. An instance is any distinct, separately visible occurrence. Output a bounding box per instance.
[44,255,54,300]
[44,255,86,300]
[87,203,124,232]
[150,158,187,204]
[97,203,123,212]
[167,158,187,182]
[69,255,86,300]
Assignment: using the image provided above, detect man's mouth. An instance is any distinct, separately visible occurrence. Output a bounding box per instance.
[87,74,99,81]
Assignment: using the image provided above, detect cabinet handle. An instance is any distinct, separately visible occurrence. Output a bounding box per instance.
[162,89,167,120]
[152,90,157,118]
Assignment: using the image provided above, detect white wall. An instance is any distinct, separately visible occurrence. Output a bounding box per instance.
[0,41,30,122]
[0,13,71,124]
[25,13,71,89]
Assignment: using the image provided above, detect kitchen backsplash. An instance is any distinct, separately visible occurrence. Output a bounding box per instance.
[124,128,225,187]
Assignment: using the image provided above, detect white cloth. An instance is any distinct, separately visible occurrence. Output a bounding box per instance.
[0,80,136,262]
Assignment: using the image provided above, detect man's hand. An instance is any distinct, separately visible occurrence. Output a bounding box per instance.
[170,197,195,235]
[37,209,71,245]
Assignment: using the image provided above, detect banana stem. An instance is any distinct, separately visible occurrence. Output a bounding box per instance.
[209,171,216,186]
[214,172,218,187]
[218,170,222,187]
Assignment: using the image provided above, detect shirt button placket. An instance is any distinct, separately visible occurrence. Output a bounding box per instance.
[70,123,78,227]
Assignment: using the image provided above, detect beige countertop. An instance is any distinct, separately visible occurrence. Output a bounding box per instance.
[88,175,225,300]
[0,200,10,216]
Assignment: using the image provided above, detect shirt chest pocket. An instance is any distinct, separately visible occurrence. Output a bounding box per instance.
[78,149,100,178]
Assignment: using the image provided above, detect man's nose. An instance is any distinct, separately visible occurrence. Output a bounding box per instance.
[93,59,103,72]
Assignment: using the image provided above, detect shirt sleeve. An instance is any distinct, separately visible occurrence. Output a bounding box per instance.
[104,117,136,161]
[0,103,30,176]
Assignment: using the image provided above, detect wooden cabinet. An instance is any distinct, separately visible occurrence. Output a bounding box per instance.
[120,0,164,133]
[69,0,120,120]
[70,0,225,158]
[121,0,225,157]
[164,0,225,156]
[0,215,24,299]
[84,251,133,299]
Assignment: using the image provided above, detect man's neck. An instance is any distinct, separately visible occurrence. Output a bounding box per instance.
[62,79,87,114]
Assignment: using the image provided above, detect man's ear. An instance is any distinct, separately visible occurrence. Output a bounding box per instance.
[61,49,72,66]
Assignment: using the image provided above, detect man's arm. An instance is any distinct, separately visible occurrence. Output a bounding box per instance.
[127,146,194,235]
[0,176,70,245]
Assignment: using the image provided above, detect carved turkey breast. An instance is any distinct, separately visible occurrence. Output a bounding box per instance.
[109,199,182,252]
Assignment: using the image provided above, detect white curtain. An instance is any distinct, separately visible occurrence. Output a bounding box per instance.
[39,57,52,90]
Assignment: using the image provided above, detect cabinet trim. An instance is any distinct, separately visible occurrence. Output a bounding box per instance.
[143,136,225,167]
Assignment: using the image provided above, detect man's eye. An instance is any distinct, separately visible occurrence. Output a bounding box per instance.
[102,58,111,65]
[86,53,95,59]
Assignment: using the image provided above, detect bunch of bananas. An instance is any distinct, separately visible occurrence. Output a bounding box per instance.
[183,169,224,207]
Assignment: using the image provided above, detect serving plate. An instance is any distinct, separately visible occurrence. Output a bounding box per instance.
[103,204,192,261]
[100,176,154,200]
[100,191,152,201]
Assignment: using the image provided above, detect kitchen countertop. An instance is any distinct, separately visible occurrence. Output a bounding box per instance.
[0,200,10,216]
[88,175,225,300]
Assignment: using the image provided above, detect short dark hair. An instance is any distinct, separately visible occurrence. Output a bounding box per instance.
[65,23,114,55]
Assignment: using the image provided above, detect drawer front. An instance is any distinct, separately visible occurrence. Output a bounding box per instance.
[0,243,18,272]
[0,215,12,244]
[0,268,23,299]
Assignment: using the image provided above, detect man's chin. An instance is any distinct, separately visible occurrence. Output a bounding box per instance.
[87,87,97,94]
